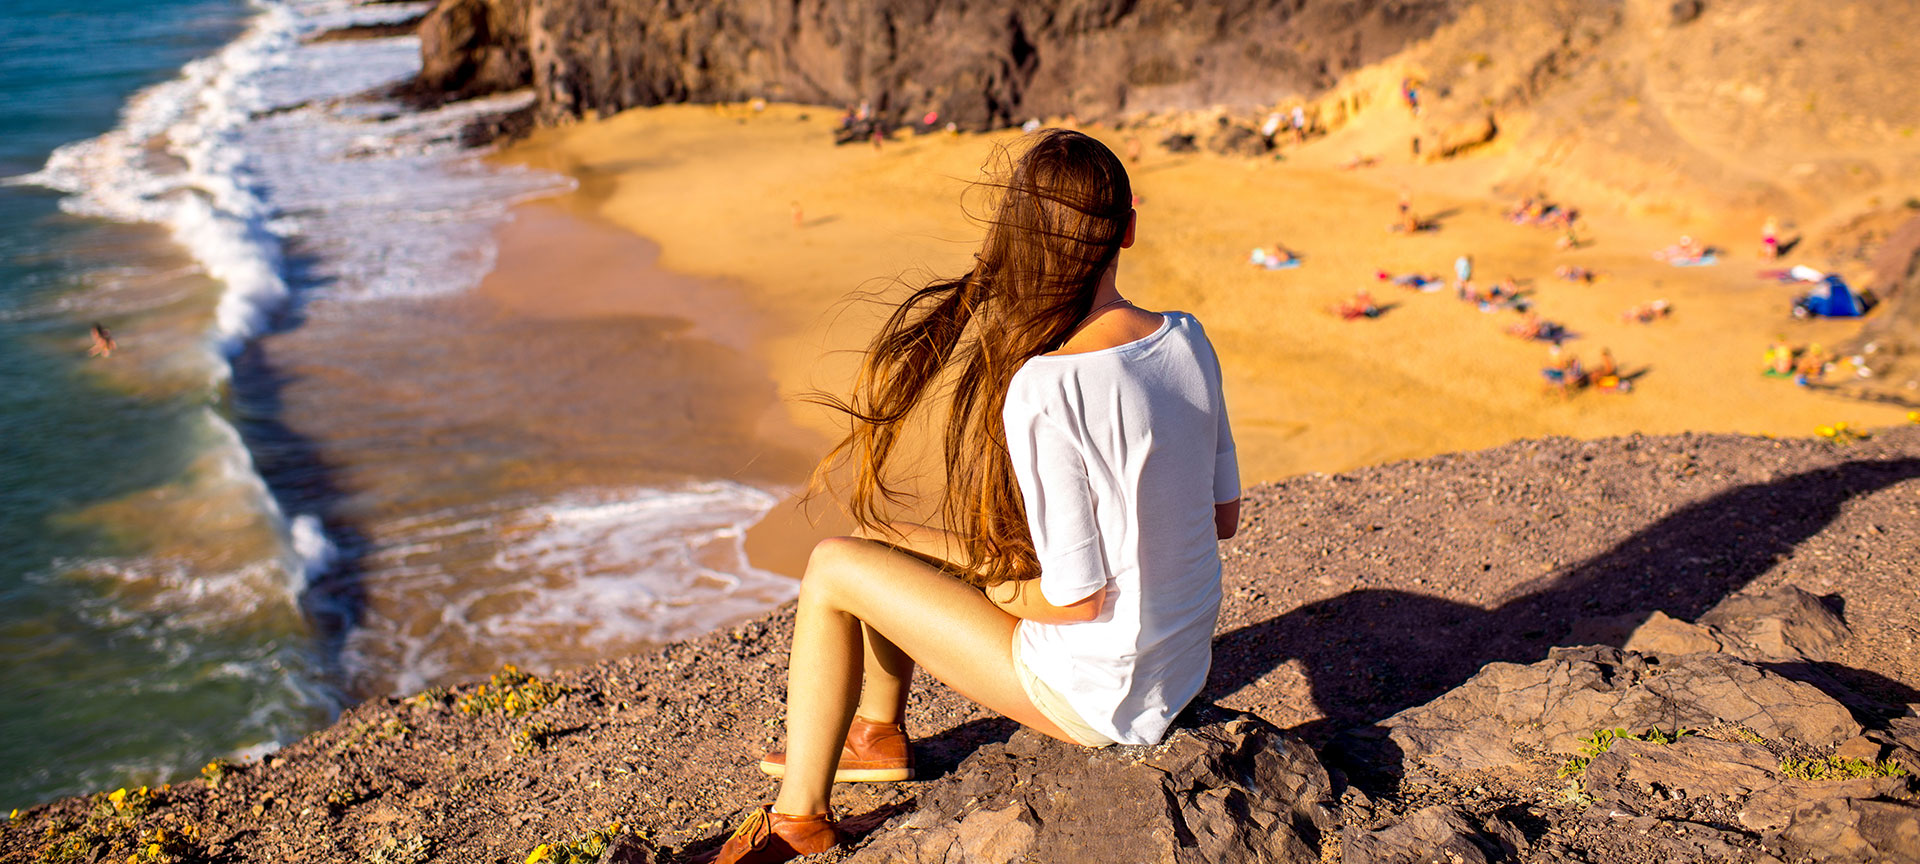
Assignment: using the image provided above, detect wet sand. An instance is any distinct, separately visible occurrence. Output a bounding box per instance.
[495,103,1907,542]
[244,201,821,695]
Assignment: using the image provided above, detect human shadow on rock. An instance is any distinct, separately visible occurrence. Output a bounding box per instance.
[1204,457,1920,749]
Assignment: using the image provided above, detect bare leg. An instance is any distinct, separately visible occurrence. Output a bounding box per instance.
[772,537,1075,816]
[856,624,911,724]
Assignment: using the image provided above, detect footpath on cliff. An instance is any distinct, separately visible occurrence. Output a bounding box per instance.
[4,428,1919,863]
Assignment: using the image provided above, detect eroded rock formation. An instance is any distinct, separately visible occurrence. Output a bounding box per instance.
[415,0,1459,127]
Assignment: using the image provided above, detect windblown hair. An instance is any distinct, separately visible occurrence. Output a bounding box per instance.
[814,129,1133,587]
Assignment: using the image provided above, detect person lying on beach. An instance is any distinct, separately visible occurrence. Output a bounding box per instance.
[1556,265,1598,283]
[1339,153,1378,170]
[1464,279,1528,312]
[707,130,1240,864]
[1333,289,1382,319]
[1620,299,1672,323]
[1376,270,1441,291]
[88,323,116,358]
[1653,235,1709,262]
[1507,312,1564,342]
[1249,244,1298,269]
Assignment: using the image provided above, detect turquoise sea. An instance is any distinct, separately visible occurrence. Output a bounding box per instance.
[1,0,798,809]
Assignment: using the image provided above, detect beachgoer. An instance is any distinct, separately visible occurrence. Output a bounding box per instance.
[1260,113,1282,143]
[1335,288,1381,319]
[1401,77,1420,114]
[1454,255,1472,289]
[790,201,804,229]
[88,323,116,358]
[1762,217,1780,260]
[708,130,1239,864]
[1291,106,1307,143]
[1125,136,1142,163]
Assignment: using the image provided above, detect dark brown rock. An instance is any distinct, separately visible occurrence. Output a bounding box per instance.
[414,0,1460,128]
[417,0,531,98]
[1622,610,1725,657]
[1207,122,1271,158]
[1340,805,1523,864]
[1700,585,1851,662]
[843,706,1334,863]
[1357,646,1861,774]
[1770,797,1920,863]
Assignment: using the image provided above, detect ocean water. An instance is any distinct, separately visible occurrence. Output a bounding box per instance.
[1,0,797,808]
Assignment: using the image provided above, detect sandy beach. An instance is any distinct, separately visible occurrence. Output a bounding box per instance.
[493,102,1907,577]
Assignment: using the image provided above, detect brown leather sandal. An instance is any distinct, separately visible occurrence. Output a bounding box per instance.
[757,715,913,782]
[707,805,838,864]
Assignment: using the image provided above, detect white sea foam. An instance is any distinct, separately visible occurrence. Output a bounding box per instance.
[19,0,794,713]
[355,482,798,696]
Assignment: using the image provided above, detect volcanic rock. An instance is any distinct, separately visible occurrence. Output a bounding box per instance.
[843,706,1334,863]
[1347,646,1860,775]
[1339,805,1524,864]
[415,0,1459,127]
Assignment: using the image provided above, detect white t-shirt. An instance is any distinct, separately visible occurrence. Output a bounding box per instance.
[1006,311,1238,745]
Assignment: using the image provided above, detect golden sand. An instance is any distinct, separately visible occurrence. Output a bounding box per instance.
[496,103,1905,569]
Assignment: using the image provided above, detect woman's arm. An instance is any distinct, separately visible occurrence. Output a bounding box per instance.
[986,578,1104,624]
[1215,498,1240,540]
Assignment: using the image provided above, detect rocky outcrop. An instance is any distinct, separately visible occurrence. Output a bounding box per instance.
[845,706,1335,863]
[415,0,1459,127]
[1347,645,1861,773]
[1332,581,1919,864]
[1339,806,1524,864]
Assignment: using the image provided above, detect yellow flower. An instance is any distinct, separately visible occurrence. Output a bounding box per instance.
[148,843,163,857]
[1908,410,1918,423]
[7,808,15,820]
[1816,425,1836,438]
[526,844,552,863]
[109,788,128,809]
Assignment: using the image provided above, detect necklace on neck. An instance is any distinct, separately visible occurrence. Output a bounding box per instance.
[1086,296,1132,318]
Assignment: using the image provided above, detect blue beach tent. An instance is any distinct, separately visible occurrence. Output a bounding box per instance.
[1794,275,1864,318]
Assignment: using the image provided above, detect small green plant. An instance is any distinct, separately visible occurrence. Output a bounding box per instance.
[515,720,556,755]
[334,718,412,754]
[1708,724,1766,745]
[33,787,205,864]
[199,759,232,790]
[525,823,623,864]
[459,665,568,718]
[367,833,433,864]
[402,687,448,710]
[1778,755,1910,781]
[1559,727,1696,777]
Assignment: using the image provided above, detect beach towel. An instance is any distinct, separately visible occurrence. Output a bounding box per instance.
[1670,253,1718,267]
[1262,258,1303,271]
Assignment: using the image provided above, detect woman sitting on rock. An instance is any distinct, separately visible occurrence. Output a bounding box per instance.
[708,130,1241,863]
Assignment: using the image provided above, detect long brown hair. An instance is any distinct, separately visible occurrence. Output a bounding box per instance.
[813,129,1133,587]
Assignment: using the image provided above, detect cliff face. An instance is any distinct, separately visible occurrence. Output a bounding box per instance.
[418,0,1458,127]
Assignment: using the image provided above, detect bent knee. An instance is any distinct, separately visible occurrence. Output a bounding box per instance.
[800,535,870,602]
